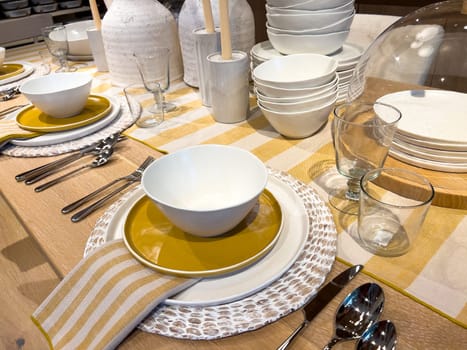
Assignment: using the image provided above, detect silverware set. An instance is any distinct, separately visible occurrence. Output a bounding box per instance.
[277,265,397,350]
[14,134,155,222]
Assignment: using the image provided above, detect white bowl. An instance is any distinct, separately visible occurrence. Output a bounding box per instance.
[266,0,306,6]
[266,9,354,31]
[266,13,354,35]
[259,98,336,138]
[65,20,94,56]
[254,83,337,103]
[253,53,337,89]
[267,30,350,55]
[266,1,355,14]
[257,87,337,112]
[279,0,352,11]
[255,74,339,98]
[19,72,92,118]
[141,144,268,238]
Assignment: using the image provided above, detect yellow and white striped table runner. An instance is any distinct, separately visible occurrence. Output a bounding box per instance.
[6,43,467,328]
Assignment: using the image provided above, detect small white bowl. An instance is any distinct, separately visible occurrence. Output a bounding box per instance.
[65,20,94,56]
[279,0,352,11]
[266,1,355,14]
[141,144,268,238]
[254,83,337,103]
[259,98,336,138]
[267,30,350,55]
[266,13,354,35]
[266,9,354,31]
[255,73,339,98]
[257,87,337,112]
[253,53,337,89]
[19,72,92,118]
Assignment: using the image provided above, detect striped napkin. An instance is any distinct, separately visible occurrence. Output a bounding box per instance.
[32,240,198,350]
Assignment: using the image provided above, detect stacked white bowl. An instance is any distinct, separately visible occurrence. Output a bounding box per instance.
[253,54,339,139]
[265,0,356,55]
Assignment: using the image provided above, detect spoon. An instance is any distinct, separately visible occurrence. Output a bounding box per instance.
[323,283,385,349]
[356,320,397,350]
[34,147,114,192]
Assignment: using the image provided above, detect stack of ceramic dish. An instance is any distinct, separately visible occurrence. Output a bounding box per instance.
[253,53,338,139]
[327,42,364,102]
[249,41,284,72]
[265,0,355,55]
[377,89,467,173]
[65,20,94,61]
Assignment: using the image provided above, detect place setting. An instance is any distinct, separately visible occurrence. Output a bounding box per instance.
[0,71,139,157]
[60,144,339,342]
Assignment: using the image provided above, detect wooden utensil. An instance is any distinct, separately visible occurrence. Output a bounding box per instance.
[89,0,102,30]
[202,0,215,33]
[219,0,232,60]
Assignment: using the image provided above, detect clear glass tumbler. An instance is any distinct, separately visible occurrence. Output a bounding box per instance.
[358,167,434,256]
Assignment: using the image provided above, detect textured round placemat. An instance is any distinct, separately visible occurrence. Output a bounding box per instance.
[1,96,139,157]
[85,168,337,340]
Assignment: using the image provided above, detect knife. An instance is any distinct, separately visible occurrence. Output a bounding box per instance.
[277,264,363,350]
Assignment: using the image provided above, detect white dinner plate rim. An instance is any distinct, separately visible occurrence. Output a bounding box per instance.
[7,94,120,147]
[394,133,467,152]
[97,174,309,306]
[378,90,467,144]
[0,61,35,86]
[392,139,467,163]
[389,148,467,173]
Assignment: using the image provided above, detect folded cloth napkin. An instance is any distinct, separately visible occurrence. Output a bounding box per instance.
[32,239,198,350]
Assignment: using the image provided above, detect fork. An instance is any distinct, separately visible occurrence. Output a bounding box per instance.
[62,156,155,219]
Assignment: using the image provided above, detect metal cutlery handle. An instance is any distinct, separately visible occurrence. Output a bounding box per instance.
[34,165,90,192]
[16,152,83,182]
[61,177,123,213]
[71,181,135,222]
[277,320,309,350]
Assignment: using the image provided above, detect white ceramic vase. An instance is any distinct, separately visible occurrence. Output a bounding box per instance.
[101,0,183,86]
[178,0,255,87]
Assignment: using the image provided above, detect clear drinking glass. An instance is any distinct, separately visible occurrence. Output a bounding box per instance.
[134,47,177,112]
[41,25,76,73]
[329,102,402,215]
[124,83,164,128]
[358,167,434,256]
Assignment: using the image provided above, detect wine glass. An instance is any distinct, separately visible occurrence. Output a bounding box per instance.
[41,25,76,73]
[329,101,402,215]
[134,47,177,112]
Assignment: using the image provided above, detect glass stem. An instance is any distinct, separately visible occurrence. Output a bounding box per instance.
[346,177,361,201]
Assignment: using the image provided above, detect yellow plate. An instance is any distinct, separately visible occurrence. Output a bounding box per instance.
[124,190,283,278]
[0,63,25,80]
[16,95,112,133]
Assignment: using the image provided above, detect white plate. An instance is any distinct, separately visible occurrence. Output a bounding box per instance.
[98,174,309,306]
[250,40,283,61]
[394,132,467,152]
[392,139,467,164]
[0,61,34,86]
[378,90,467,144]
[389,147,467,173]
[328,42,363,67]
[7,94,120,147]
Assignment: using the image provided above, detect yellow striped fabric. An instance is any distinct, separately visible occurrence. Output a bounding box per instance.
[32,240,197,350]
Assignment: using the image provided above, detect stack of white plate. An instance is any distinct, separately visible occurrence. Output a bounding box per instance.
[377,89,467,173]
[265,0,355,55]
[250,41,284,72]
[253,54,338,139]
[328,42,364,102]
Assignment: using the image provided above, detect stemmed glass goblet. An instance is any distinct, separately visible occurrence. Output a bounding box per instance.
[41,25,76,73]
[329,101,402,215]
[134,47,177,112]
[124,83,164,128]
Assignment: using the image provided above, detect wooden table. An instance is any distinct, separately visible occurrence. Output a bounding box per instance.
[1,138,466,349]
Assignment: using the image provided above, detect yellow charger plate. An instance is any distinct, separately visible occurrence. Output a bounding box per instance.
[0,63,25,80]
[16,95,112,133]
[124,189,283,278]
